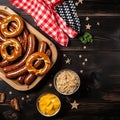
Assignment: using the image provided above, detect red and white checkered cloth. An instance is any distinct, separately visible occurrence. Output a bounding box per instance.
[9,0,78,46]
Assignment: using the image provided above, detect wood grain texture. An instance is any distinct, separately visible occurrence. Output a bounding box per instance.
[0,0,120,120]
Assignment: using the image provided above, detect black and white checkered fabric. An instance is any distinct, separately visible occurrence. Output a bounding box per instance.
[55,0,80,33]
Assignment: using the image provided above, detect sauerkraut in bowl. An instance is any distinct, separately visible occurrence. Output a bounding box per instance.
[54,69,80,95]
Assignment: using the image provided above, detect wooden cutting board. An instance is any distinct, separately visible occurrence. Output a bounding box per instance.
[0,6,58,91]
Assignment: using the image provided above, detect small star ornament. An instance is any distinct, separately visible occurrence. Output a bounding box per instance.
[79,0,84,4]
[71,100,79,109]
[75,0,84,6]
[65,58,71,64]
[86,23,91,30]
[75,2,79,6]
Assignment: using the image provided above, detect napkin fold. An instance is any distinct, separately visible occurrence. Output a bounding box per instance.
[9,0,78,46]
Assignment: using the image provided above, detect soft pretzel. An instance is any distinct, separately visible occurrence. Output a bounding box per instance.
[0,14,24,37]
[1,38,22,61]
[26,52,51,76]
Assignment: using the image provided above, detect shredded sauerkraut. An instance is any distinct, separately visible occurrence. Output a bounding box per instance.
[55,70,80,95]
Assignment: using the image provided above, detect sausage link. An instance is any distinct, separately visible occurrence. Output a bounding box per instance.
[23,28,29,40]
[17,34,27,54]
[0,59,12,67]
[22,28,29,53]
[45,49,52,58]
[24,73,36,85]
[3,34,36,73]
[17,74,26,84]
[17,28,29,54]
[5,66,28,79]
[39,41,47,53]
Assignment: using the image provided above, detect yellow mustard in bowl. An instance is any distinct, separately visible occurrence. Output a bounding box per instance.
[37,93,61,117]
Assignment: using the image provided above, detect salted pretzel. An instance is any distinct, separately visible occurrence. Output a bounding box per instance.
[26,52,51,76]
[0,14,24,37]
[1,38,22,61]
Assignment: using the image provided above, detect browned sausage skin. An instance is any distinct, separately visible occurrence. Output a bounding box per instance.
[17,28,29,54]
[3,34,36,73]
[17,74,26,84]
[24,73,36,85]
[38,41,47,53]
[5,66,28,79]
[0,59,12,68]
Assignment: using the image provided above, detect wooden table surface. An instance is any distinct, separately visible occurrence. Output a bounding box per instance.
[0,0,120,120]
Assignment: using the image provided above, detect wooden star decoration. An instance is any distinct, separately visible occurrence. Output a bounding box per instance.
[74,12,78,17]
[70,100,79,109]
[65,58,71,64]
[75,2,79,6]
[75,0,84,6]
[63,1,67,5]
[86,23,91,30]
[78,0,84,4]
